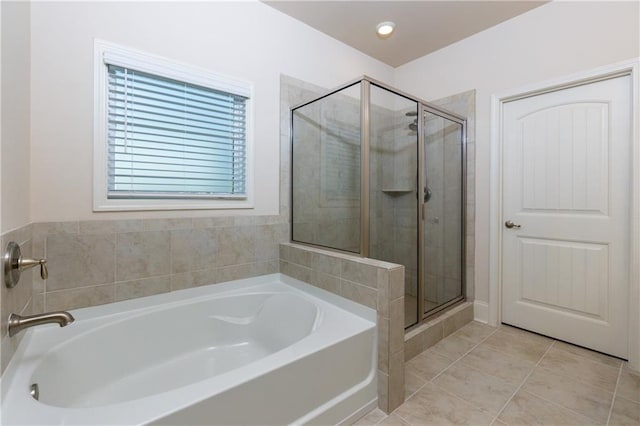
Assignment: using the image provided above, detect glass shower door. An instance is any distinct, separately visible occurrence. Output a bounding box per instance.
[422,110,464,317]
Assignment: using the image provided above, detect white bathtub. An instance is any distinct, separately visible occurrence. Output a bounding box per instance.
[1,274,377,425]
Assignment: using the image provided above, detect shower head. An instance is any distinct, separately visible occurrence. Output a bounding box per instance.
[409,122,418,131]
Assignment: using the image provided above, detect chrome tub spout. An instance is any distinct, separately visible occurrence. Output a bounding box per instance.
[8,311,75,337]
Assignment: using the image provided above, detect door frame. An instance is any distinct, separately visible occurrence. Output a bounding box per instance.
[489,58,640,369]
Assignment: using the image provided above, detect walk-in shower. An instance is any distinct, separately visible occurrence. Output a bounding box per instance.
[290,77,466,328]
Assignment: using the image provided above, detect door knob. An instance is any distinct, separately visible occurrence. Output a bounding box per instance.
[505,220,521,229]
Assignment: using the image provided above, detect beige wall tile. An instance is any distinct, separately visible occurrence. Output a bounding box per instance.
[143,218,193,231]
[46,284,114,311]
[171,228,217,273]
[389,297,404,354]
[46,233,115,290]
[192,217,234,228]
[215,227,255,267]
[378,371,389,413]
[342,260,378,289]
[340,279,377,309]
[79,220,143,234]
[116,231,171,281]
[115,276,171,301]
[170,268,217,291]
[389,350,405,411]
[32,221,78,236]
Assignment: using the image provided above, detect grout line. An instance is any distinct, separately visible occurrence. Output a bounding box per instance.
[429,326,499,383]
[606,362,624,425]
[490,340,555,424]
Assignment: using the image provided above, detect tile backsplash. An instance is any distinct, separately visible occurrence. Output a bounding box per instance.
[31,217,288,313]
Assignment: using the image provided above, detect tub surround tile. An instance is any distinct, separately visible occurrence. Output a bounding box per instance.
[116,231,171,281]
[143,218,193,231]
[79,220,143,234]
[45,284,115,312]
[115,276,171,302]
[170,268,217,291]
[46,233,115,291]
[340,279,377,310]
[341,260,379,289]
[172,228,217,273]
[192,217,234,228]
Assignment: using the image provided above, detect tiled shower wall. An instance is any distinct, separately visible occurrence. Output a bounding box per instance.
[279,242,405,413]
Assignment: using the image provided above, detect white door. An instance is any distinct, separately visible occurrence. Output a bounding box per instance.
[501,75,631,358]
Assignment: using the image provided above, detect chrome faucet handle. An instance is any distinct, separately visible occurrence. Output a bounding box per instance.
[4,241,48,288]
[19,257,48,279]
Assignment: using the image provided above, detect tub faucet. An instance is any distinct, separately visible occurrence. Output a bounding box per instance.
[8,311,75,337]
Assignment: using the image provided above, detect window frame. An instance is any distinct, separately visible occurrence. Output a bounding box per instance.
[93,39,254,211]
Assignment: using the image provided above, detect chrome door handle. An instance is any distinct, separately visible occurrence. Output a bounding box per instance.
[505,220,521,229]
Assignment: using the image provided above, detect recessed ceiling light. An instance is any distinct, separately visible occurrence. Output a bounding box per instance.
[376,21,395,39]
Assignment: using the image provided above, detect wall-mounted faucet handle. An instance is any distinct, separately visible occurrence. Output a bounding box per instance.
[4,241,48,288]
[19,258,48,280]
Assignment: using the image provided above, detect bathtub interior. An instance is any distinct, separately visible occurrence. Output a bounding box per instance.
[32,292,319,408]
[1,274,377,426]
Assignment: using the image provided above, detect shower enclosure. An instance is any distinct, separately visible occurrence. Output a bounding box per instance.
[290,77,465,328]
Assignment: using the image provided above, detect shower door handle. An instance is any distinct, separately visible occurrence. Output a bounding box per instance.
[505,220,521,229]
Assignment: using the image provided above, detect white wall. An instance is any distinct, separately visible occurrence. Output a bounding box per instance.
[394,1,640,304]
[29,1,393,221]
[1,1,31,233]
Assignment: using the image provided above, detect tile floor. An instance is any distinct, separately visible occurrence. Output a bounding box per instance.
[354,321,640,426]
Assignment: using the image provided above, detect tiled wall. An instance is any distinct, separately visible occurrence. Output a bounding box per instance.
[279,242,405,413]
[29,217,287,313]
[1,224,34,373]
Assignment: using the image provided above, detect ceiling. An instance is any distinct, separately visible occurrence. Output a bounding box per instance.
[263,1,547,67]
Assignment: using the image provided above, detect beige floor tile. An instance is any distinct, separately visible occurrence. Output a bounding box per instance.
[617,368,640,403]
[552,340,622,369]
[453,321,497,344]
[522,367,613,423]
[431,334,478,360]
[538,345,619,392]
[352,408,386,426]
[498,325,554,346]
[395,382,494,426]
[404,370,426,399]
[482,331,551,364]
[405,349,455,381]
[432,363,519,415]
[378,414,410,426]
[460,344,536,386]
[609,396,640,426]
[497,390,599,426]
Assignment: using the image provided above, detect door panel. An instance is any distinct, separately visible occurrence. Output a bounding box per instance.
[502,75,630,358]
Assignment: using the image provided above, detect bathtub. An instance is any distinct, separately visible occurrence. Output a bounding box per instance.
[1,274,377,425]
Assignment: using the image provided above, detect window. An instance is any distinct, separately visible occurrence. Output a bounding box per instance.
[94,40,253,211]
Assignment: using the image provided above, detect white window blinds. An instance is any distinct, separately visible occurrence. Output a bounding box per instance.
[107,64,248,199]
